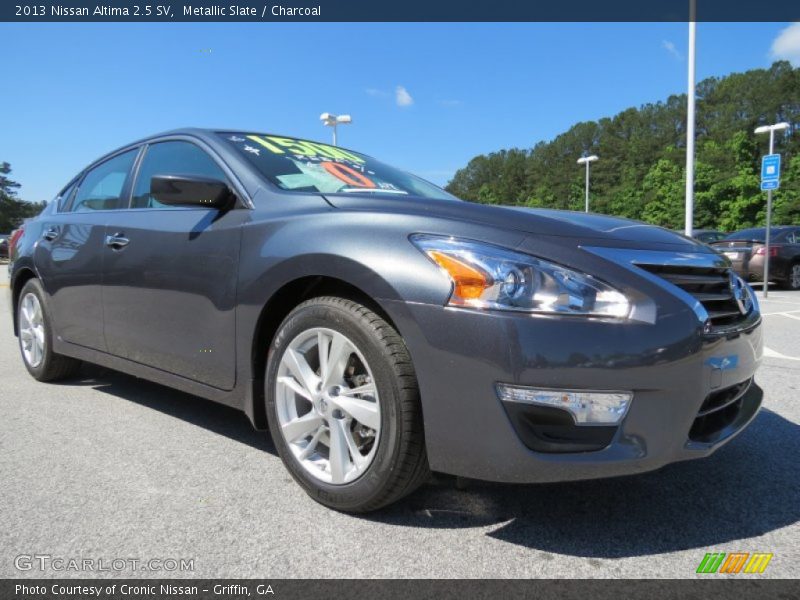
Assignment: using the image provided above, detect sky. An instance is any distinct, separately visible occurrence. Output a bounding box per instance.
[2,21,800,202]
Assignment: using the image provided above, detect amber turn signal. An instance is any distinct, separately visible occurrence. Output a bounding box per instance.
[427,250,491,301]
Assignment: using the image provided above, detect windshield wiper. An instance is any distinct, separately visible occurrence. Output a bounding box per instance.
[339,187,409,195]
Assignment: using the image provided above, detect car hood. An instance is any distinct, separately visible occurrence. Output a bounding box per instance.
[323,194,710,252]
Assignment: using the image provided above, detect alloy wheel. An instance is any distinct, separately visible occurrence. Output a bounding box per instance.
[19,292,45,368]
[792,264,800,289]
[275,327,380,485]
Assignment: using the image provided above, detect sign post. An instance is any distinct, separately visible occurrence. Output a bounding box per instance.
[755,122,789,299]
[760,151,781,299]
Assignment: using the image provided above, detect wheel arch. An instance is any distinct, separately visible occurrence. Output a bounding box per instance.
[246,275,405,430]
[10,267,38,337]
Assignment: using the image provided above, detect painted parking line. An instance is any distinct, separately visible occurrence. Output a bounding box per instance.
[764,346,800,361]
[762,309,800,316]
[759,299,800,307]
[778,313,800,322]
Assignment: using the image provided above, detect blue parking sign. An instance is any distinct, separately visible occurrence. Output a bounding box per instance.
[761,154,781,191]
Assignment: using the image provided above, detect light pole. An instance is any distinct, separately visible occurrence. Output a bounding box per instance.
[685,0,697,237]
[320,113,352,146]
[577,155,599,213]
[754,121,790,299]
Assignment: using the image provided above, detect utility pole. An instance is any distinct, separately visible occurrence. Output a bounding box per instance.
[685,0,697,237]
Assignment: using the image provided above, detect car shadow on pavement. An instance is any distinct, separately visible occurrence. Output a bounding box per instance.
[61,364,277,456]
[58,364,798,558]
[369,409,800,558]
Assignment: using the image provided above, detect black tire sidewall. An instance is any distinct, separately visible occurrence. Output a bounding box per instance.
[265,300,405,511]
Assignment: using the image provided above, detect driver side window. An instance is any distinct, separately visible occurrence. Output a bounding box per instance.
[132,141,228,209]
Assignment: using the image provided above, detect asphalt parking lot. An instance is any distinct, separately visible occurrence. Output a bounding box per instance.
[1,266,798,579]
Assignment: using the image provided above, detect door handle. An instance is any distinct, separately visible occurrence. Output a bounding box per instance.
[43,227,59,241]
[105,233,130,250]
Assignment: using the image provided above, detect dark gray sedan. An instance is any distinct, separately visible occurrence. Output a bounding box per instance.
[8,129,764,512]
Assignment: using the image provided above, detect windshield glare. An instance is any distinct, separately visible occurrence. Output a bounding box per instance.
[219,132,456,201]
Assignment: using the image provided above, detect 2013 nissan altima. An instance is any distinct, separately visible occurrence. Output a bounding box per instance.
[8,129,763,512]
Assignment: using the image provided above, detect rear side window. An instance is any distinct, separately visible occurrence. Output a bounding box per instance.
[56,179,79,212]
[70,149,138,212]
[131,141,227,209]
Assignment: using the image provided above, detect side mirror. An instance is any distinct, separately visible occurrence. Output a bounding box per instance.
[150,175,235,209]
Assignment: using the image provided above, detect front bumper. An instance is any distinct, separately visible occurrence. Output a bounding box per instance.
[384,298,763,484]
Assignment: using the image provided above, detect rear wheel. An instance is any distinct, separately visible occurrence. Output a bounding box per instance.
[17,279,82,382]
[781,262,800,291]
[265,296,429,512]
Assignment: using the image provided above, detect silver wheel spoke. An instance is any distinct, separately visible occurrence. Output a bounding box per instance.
[328,418,351,484]
[322,334,352,389]
[342,424,368,471]
[20,306,31,329]
[317,331,330,384]
[285,348,320,395]
[282,411,324,442]
[277,375,314,402]
[332,395,380,430]
[298,426,325,460]
[338,383,376,397]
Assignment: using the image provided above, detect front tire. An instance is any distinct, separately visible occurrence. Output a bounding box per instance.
[266,296,429,512]
[17,279,82,382]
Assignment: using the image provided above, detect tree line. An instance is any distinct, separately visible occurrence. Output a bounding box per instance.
[0,163,46,233]
[445,61,800,231]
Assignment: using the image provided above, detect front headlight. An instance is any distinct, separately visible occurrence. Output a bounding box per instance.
[411,235,630,318]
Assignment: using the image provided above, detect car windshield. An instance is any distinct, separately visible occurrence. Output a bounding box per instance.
[724,229,768,242]
[218,132,457,200]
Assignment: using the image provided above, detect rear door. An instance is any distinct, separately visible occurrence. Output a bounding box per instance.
[102,139,246,390]
[34,149,140,350]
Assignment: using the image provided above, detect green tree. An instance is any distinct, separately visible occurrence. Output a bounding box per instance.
[445,61,800,232]
[0,162,47,232]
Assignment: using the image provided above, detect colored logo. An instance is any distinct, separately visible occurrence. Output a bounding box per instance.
[696,552,773,574]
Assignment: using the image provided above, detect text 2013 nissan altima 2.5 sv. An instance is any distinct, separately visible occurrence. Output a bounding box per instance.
[8,129,763,512]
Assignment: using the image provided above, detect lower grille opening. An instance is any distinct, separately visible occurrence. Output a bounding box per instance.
[689,379,752,442]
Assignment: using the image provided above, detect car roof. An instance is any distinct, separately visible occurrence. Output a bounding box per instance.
[89,127,373,170]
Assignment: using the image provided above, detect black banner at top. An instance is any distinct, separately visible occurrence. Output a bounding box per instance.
[3,0,800,22]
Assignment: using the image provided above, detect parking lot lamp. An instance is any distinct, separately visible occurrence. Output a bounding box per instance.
[320,113,352,146]
[577,155,599,213]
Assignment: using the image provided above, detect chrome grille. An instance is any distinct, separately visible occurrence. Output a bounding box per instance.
[636,264,745,327]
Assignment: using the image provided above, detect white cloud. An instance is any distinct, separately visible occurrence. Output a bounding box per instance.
[395,85,414,107]
[365,88,389,98]
[771,22,800,66]
[662,40,681,60]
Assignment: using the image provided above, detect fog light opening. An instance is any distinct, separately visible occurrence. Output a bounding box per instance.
[496,384,632,426]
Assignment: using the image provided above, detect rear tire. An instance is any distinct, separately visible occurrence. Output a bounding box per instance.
[265,296,429,512]
[779,262,800,291]
[17,279,82,382]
